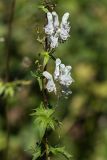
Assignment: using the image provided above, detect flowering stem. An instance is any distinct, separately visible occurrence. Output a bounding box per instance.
[41,35,50,160]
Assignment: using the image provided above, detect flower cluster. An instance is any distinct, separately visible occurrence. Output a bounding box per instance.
[44,11,70,48]
[43,58,73,95]
[54,58,73,86]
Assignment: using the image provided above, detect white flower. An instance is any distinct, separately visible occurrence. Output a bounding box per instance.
[43,71,56,94]
[54,58,73,87]
[60,12,70,40]
[59,64,73,86]
[44,12,54,35]
[54,58,61,80]
[52,11,59,30]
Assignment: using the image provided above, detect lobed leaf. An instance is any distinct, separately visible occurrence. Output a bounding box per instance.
[49,146,72,160]
[32,103,56,141]
[32,147,41,160]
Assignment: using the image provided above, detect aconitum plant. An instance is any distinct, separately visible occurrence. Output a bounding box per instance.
[31,1,73,160]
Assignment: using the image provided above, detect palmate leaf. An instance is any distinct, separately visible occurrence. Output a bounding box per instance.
[32,102,56,141]
[49,146,72,160]
[32,147,41,160]
[34,119,47,141]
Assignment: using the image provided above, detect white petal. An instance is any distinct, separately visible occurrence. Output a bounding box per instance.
[65,66,72,75]
[44,12,54,35]
[56,58,61,65]
[47,12,53,22]
[60,28,70,40]
[46,79,56,94]
[43,71,52,80]
[61,12,70,24]
[60,12,70,40]
[66,65,72,71]
[60,64,66,75]
[50,35,59,48]
[54,58,61,80]
[60,75,73,86]
[43,71,56,94]
[52,11,59,29]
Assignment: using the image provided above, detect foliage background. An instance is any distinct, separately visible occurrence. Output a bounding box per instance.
[0,0,107,160]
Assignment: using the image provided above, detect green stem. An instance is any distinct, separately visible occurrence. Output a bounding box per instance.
[41,37,49,160]
[39,2,56,159]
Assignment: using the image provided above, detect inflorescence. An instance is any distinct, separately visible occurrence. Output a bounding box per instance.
[43,11,73,98]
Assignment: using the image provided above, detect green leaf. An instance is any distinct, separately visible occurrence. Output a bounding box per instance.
[31,71,43,90]
[37,77,42,91]
[31,71,43,78]
[32,102,56,141]
[32,147,41,160]
[0,82,5,95]
[49,146,72,160]
[43,52,50,68]
[31,71,38,79]
[38,5,48,13]
[4,86,14,98]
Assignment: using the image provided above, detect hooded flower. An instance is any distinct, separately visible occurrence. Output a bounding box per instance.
[60,12,70,40]
[45,12,54,35]
[52,11,59,30]
[59,65,73,86]
[43,71,56,94]
[54,58,73,87]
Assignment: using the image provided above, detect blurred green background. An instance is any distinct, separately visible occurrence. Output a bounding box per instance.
[0,0,107,160]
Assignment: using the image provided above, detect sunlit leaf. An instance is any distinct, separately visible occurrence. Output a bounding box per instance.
[4,86,15,98]
[43,52,50,68]
[32,147,41,160]
[49,146,72,159]
[0,82,5,95]
[37,77,42,91]
[31,102,56,141]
